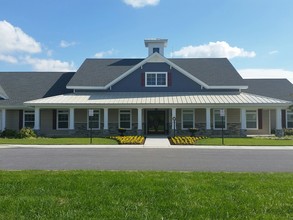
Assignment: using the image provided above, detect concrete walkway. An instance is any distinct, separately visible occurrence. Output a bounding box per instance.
[144,137,170,147]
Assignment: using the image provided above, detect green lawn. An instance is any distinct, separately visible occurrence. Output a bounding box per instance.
[0,171,292,219]
[0,137,118,145]
[197,137,293,146]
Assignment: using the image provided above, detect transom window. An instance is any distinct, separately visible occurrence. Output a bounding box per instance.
[145,72,167,87]
[246,110,258,129]
[182,109,194,129]
[57,110,69,129]
[213,109,227,130]
[119,110,132,130]
[287,111,293,128]
[88,109,100,130]
[24,110,35,128]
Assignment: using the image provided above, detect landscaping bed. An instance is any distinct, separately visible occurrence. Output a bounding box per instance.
[109,136,145,144]
[169,136,207,145]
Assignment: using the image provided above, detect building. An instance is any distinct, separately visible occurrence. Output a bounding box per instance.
[0,39,292,137]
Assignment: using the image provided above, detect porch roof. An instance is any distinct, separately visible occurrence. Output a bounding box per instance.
[24,92,292,107]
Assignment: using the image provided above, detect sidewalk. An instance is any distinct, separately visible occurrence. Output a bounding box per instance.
[1,144,293,150]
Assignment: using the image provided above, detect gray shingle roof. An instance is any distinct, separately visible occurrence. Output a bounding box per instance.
[0,72,74,107]
[67,58,246,88]
[244,79,293,101]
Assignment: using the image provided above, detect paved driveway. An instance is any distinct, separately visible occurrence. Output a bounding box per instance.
[1,147,293,172]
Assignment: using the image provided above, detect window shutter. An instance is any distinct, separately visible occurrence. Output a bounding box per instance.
[258,109,263,129]
[53,110,57,130]
[168,72,172,86]
[141,72,145,87]
[19,110,23,130]
[282,110,286,128]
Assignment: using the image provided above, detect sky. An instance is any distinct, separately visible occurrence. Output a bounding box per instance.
[1,0,293,82]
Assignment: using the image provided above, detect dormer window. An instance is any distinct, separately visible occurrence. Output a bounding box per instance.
[145,72,167,87]
[153,48,160,53]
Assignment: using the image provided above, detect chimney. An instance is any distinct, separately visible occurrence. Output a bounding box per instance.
[144,38,168,56]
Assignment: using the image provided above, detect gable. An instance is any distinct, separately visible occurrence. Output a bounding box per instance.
[67,53,248,90]
[111,62,205,92]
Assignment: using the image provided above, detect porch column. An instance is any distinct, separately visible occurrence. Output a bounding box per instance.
[69,108,75,130]
[103,108,109,133]
[275,108,283,136]
[137,108,142,135]
[205,108,211,130]
[34,107,40,130]
[171,108,176,136]
[240,108,247,137]
[1,109,6,131]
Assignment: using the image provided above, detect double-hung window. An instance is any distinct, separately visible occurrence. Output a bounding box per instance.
[88,109,100,130]
[182,109,194,129]
[287,111,293,128]
[246,110,258,129]
[145,72,167,87]
[24,110,35,128]
[119,110,132,130]
[213,109,226,130]
[57,110,69,129]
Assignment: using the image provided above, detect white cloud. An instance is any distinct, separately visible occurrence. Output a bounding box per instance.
[60,40,76,48]
[269,50,279,55]
[94,49,117,58]
[23,56,75,72]
[123,0,159,8]
[239,68,293,83]
[0,54,18,63]
[0,20,41,54]
[171,41,256,59]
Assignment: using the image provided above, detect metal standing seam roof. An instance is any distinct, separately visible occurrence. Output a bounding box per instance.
[24,92,292,106]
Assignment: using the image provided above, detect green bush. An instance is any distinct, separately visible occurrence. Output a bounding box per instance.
[19,127,37,138]
[1,129,18,138]
[284,129,293,136]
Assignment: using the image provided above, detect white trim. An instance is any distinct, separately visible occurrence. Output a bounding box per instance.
[23,110,35,128]
[245,109,258,130]
[213,109,227,130]
[145,72,168,87]
[206,108,211,130]
[276,108,282,130]
[119,109,132,130]
[286,110,293,129]
[137,108,142,130]
[181,109,195,130]
[87,109,100,130]
[57,109,69,130]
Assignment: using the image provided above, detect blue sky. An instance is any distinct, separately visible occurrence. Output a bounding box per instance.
[1,0,293,81]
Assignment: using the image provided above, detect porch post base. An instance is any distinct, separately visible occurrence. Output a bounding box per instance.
[240,129,247,137]
[205,129,212,137]
[137,129,143,135]
[275,129,284,137]
[103,129,109,136]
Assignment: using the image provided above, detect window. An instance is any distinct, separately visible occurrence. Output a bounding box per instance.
[246,110,258,129]
[182,109,194,129]
[213,109,226,130]
[119,110,132,130]
[24,110,35,128]
[287,111,293,128]
[57,110,69,129]
[145,72,167,87]
[153,47,160,53]
[88,109,100,130]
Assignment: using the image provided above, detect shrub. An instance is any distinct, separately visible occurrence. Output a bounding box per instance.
[1,129,18,138]
[19,127,37,139]
[169,136,207,145]
[284,129,293,136]
[110,136,145,144]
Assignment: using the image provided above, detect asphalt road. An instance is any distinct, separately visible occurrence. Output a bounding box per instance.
[1,148,293,172]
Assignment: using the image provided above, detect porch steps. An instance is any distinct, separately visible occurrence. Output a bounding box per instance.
[144,136,170,148]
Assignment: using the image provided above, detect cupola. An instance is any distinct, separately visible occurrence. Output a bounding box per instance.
[144,38,168,56]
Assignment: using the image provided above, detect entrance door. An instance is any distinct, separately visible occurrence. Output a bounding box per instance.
[147,110,165,134]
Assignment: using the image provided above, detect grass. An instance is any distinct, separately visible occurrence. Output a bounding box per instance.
[0,137,118,145]
[0,171,292,219]
[196,137,293,146]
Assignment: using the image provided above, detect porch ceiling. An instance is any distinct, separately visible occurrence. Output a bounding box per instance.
[24,92,292,107]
